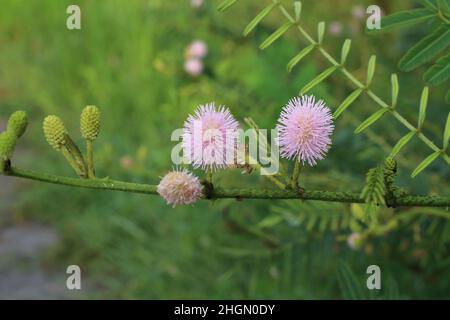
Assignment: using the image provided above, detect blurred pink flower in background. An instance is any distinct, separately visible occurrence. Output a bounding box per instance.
[352,5,365,20]
[190,0,204,9]
[329,21,343,36]
[186,40,208,59]
[120,155,134,170]
[347,233,363,250]
[184,58,204,77]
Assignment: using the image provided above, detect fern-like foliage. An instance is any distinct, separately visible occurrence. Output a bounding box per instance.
[265,199,367,236]
[218,0,450,178]
[366,0,450,87]
[361,165,386,221]
[337,261,402,300]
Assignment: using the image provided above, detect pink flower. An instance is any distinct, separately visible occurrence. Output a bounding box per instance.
[347,233,363,250]
[190,0,204,8]
[186,40,208,59]
[184,58,203,77]
[120,155,134,170]
[329,22,343,36]
[277,95,334,166]
[352,5,365,20]
[183,103,239,171]
[157,168,203,207]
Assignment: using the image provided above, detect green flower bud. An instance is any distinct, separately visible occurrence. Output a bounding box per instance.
[43,115,68,150]
[80,105,100,141]
[7,110,28,138]
[384,157,397,174]
[0,131,17,160]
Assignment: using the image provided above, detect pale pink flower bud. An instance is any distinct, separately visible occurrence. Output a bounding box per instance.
[347,233,364,250]
[186,40,208,59]
[184,58,203,77]
[157,169,203,207]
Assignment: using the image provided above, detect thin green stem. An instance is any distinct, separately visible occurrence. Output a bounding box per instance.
[252,162,287,189]
[291,161,301,189]
[207,170,213,183]
[86,140,95,178]
[4,167,450,207]
[264,173,287,190]
[64,134,88,177]
[277,4,450,166]
[61,148,86,178]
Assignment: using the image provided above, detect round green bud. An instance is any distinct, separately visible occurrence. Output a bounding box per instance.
[80,105,100,141]
[7,110,28,138]
[43,115,68,150]
[0,131,17,160]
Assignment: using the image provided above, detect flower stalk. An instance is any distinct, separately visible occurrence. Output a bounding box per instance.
[86,140,95,178]
[291,161,301,189]
[80,105,101,179]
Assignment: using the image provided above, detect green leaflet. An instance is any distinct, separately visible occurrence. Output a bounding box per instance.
[366,55,377,86]
[444,112,450,150]
[447,90,450,104]
[391,74,399,107]
[399,27,450,72]
[418,87,429,129]
[415,0,438,11]
[294,1,302,21]
[366,8,436,34]
[317,21,325,43]
[354,108,389,134]
[217,0,238,12]
[260,22,293,50]
[389,131,416,158]
[243,3,276,36]
[333,88,364,119]
[438,0,450,15]
[257,214,283,229]
[424,53,450,85]
[411,151,441,177]
[340,39,352,64]
[287,44,315,72]
[299,66,336,95]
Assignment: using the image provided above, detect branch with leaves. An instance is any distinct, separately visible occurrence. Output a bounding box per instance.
[0,107,449,209]
[219,0,450,177]
[0,1,449,223]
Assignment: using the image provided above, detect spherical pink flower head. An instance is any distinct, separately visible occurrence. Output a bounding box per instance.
[184,58,203,77]
[157,169,203,207]
[183,103,239,172]
[277,95,334,166]
[186,40,208,59]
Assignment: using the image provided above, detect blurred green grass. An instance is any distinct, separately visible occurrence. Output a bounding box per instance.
[0,0,449,299]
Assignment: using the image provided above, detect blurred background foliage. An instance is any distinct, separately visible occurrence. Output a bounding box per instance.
[0,0,449,299]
